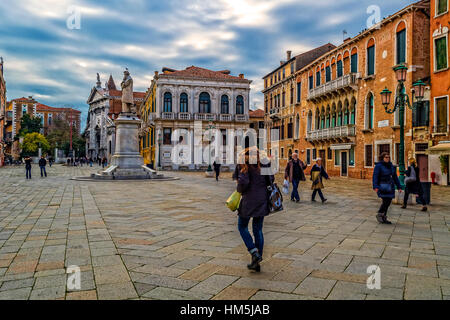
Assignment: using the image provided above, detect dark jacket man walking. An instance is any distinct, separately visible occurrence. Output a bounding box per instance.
[39,156,47,177]
[284,153,306,202]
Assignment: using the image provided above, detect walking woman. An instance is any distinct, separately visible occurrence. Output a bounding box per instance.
[372,152,402,224]
[402,158,428,212]
[24,156,32,179]
[234,147,273,272]
[311,158,329,203]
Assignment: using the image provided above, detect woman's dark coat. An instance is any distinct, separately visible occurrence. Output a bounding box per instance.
[372,161,402,199]
[310,164,329,182]
[235,165,274,218]
[405,164,423,195]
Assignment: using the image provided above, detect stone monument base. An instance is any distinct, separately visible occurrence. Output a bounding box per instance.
[92,113,163,180]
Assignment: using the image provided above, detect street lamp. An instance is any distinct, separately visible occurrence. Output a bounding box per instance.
[157,131,163,168]
[380,63,425,188]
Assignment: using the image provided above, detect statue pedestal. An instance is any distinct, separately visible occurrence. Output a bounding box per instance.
[93,113,162,180]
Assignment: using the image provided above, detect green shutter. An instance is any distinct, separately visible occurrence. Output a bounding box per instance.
[351,54,358,73]
[337,60,343,77]
[438,0,448,15]
[326,67,331,82]
[397,30,406,64]
[435,37,448,71]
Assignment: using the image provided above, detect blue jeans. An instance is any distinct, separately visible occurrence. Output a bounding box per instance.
[312,188,325,201]
[40,166,47,177]
[26,167,31,179]
[238,216,264,256]
[291,178,300,201]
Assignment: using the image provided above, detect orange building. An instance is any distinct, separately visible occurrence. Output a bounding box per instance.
[36,103,81,136]
[0,57,6,166]
[428,0,450,185]
[264,0,431,180]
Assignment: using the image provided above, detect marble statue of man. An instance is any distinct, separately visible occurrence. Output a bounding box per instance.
[121,69,134,113]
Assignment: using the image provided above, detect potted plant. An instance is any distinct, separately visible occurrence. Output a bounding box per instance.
[440,155,448,175]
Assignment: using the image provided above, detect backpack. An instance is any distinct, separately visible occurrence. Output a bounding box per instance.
[265,175,284,214]
[404,166,416,185]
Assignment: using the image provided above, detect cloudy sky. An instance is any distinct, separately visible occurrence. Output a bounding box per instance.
[0,0,413,128]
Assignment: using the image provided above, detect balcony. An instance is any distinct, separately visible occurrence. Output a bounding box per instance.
[161,112,176,120]
[269,108,280,120]
[178,112,191,120]
[219,114,232,122]
[194,113,216,121]
[433,125,449,134]
[307,73,358,101]
[235,114,249,122]
[306,125,356,142]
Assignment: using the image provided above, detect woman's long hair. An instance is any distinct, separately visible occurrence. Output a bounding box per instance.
[238,147,261,174]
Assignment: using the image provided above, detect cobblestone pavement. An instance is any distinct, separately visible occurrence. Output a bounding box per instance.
[0,164,449,300]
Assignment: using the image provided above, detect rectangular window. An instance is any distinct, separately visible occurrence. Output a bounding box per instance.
[283,68,286,79]
[22,105,27,115]
[287,122,293,139]
[437,0,448,15]
[312,148,317,160]
[327,148,332,160]
[365,145,373,167]
[325,66,331,82]
[291,63,294,74]
[435,97,448,132]
[163,128,172,145]
[367,46,375,75]
[309,75,314,90]
[435,36,448,71]
[396,29,406,64]
[349,147,355,166]
[351,54,358,73]
[282,92,286,107]
[378,144,390,160]
[337,60,343,77]
[334,150,341,166]
[297,82,301,103]
[316,71,321,87]
[412,100,430,127]
[306,149,311,165]
[290,87,294,105]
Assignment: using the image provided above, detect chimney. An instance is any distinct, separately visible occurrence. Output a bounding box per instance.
[239,74,244,79]
[28,96,33,100]
[287,50,292,60]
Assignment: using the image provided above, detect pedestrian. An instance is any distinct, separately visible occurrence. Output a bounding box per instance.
[372,152,402,224]
[24,156,32,179]
[284,152,307,202]
[39,155,47,178]
[311,158,329,203]
[402,158,428,212]
[233,147,273,272]
[89,157,93,167]
[48,156,53,167]
[102,157,107,168]
[213,160,221,181]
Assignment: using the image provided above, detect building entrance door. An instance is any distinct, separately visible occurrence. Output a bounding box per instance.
[341,151,348,177]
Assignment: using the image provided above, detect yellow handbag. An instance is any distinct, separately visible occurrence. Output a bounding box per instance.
[226,191,242,212]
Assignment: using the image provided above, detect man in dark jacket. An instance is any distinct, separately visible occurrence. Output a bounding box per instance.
[402,158,427,211]
[24,156,32,179]
[213,160,221,181]
[39,156,47,177]
[284,153,306,202]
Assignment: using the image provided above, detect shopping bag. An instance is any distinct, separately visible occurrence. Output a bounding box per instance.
[226,191,242,212]
[282,179,289,194]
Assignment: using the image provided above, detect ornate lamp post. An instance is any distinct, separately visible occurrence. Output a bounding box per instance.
[380,64,426,188]
[157,130,163,169]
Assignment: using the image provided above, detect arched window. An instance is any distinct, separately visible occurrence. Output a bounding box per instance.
[199,92,211,113]
[344,100,350,125]
[315,109,320,130]
[180,93,188,113]
[326,106,331,128]
[351,48,358,73]
[396,21,406,64]
[367,39,375,76]
[332,105,336,128]
[320,107,325,129]
[350,98,356,125]
[236,95,244,114]
[366,93,374,129]
[337,55,343,78]
[163,92,172,112]
[221,95,229,114]
[307,111,313,132]
[316,68,321,87]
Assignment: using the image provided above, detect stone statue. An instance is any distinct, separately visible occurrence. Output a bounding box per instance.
[121,68,135,113]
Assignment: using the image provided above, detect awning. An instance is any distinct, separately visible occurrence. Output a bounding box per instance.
[426,143,450,155]
[330,144,353,150]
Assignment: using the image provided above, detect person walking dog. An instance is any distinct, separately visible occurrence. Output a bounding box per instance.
[234,148,274,272]
[284,153,306,202]
[402,158,428,212]
[24,156,32,179]
[39,155,47,178]
[373,152,402,224]
[311,158,329,203]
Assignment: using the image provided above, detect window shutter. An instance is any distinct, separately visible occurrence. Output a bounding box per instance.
[367,47,375,75]
[424,100,430,127]
[351,54,358,73]
[412,102,418,127]
[396,30,406,64]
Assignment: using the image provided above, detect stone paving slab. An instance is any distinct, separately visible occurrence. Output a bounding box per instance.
[0,165,449,300]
